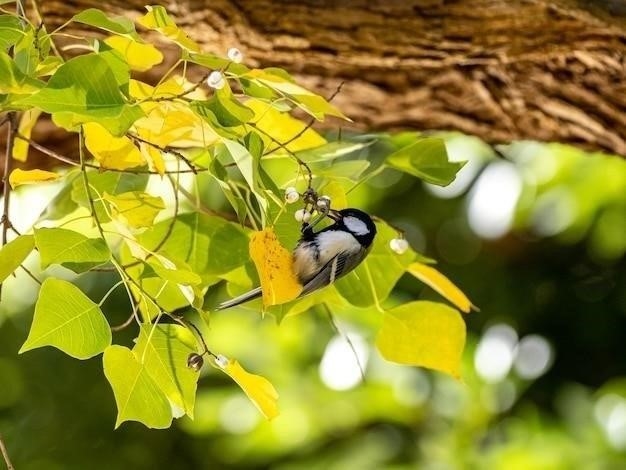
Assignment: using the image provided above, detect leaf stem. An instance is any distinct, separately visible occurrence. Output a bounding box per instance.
[98,280,126,307]
[1,112,17,301]
[0,433,14,470]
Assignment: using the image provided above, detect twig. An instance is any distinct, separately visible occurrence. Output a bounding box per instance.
[0,433,14,470]
[322,304,366,382]
[127,134,203,175]
[19,264,43,285]
[248,122,313,189]
[31,0,63,60]
[18,134,205,175]
[111,312,135,332]
[277,81,345,151]
[1,113,17,301]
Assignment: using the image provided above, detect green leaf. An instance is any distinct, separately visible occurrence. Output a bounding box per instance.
[20,278,112,359]
[133,324,199,417]
[385,137,465,186]
[210,87,255,127]
[293,141,373,163]
[0,235,34,283]
[314,160,370,180]
[0,15,24,50]
[13,28,39,76]
[218,140,268,222]
[335,221,415,308]
[0,50,44,95]
[145,256,202,286]
[139,212,250,280]
[103,191,164,228]
[34,227,111,272]
[376,301,466,379]
[71,171,149,222]
[138,5,199,51]
[17,53,143,135]
[103,345,172,429]
[185,52,249,75]
[73,8,138,37]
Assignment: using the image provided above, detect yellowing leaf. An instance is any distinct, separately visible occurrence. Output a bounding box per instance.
[139,142,165,175]
[249,228,302,307]
[407,262,475,313]
[13,109,42,162]
[83,122,145,170]
[103,191,165,228]
[9,168,60,188]
[246,99,326,153]
[376,301,466,379]
[104,36,163,72]
[218,358,279,420]
[133,101,219,148]
[138,5,200,52]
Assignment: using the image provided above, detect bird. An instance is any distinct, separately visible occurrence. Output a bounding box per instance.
[215,208,377,310]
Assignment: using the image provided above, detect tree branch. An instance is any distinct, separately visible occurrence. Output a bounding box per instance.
[0,433,14,470]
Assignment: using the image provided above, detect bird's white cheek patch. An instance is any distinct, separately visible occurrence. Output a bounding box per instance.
[343,216,369,236]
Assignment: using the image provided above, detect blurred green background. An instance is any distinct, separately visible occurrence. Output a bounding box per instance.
[1,136,625,469]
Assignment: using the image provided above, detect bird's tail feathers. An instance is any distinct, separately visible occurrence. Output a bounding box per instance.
[215,287,262,310]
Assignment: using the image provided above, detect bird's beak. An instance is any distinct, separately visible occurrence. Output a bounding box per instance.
[327,209,342,221]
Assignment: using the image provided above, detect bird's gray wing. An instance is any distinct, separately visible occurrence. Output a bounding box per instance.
[300,247,368,297]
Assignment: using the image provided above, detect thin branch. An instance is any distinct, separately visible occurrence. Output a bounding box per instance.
[31,0,63,59]
[248,122,313,189]
[0,433,14,470]
[18,134,205,175]
[142,71,211,103]
[278,81,345,151]
[1,113,17,301]
[111,312,136,332]
[19,264,42,286]
[127,134,204,175]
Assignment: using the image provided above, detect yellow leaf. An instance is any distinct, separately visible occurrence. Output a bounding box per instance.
[133,102,219,148]
[249,228,302,307]
[407,262,475,313]
[139,142,165,176]
[246,99,326,152]
[83,122,145,170]
[13,109,42,162]
[104,36,163,72]
[218,358,279,420]
[103,191,165,228]
[376,301,466,379]
[9,168,59,188]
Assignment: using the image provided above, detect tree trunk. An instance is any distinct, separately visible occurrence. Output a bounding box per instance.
[19,0,626,159]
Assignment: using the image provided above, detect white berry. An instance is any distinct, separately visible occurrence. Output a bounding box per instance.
[295,209,311,223]
[285,187,299,204]
[214,354,229,369]
[207,71,225,89]
[316,195,331,211]
[389,238,409,254]
[227,47,243,63]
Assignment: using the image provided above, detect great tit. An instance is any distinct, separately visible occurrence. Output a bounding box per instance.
[216,208,377,310]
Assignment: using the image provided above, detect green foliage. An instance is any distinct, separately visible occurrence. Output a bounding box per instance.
[0,234,33,282]
[34,227,110,272]
[19,278,111,359]
[0,4,469,429]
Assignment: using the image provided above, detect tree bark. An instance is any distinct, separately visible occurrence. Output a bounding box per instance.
[20,0,626,158]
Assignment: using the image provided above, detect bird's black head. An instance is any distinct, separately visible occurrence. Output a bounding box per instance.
[329,208,377,248]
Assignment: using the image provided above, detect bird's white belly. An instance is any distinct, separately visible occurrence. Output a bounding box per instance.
[293,231,358,282]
